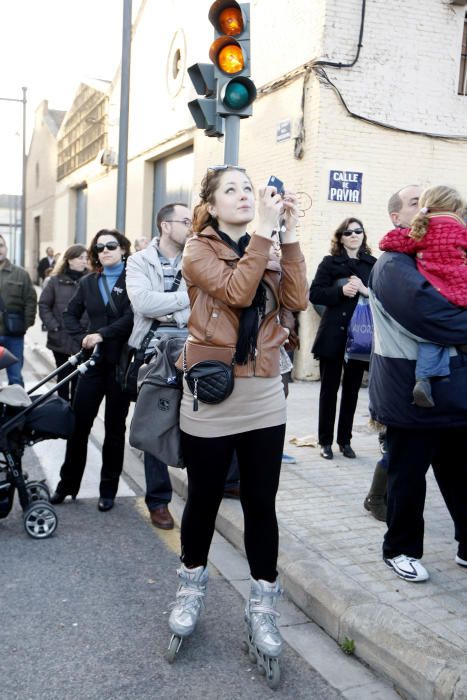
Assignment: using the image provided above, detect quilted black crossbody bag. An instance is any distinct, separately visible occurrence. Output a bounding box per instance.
[182,344,235,411]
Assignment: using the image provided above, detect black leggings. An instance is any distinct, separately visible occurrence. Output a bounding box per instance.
[180,424,286,581]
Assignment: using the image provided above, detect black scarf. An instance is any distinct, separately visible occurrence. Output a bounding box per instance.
[66,268,85,282]
[217,230,266,365]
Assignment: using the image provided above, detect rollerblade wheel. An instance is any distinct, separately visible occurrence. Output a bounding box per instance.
[266,657,280,689]
[26,481,51,503]
[167,634,182,663]
[23,501,58,539]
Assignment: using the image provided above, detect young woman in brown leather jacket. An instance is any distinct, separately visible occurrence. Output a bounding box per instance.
[167,166,308,670]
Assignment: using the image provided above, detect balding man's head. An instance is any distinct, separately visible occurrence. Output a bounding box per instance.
[388,185,423,228]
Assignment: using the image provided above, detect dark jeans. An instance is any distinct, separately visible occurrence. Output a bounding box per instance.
[144,452,172,510]
[318,354,367,446]
[180,424,286,582]
[52,351,78,403]
[383,426,467,559]
[0,335,24,386]
[58,361,131,499]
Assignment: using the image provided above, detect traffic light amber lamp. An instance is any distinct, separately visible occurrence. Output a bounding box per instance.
[209,37,244,74]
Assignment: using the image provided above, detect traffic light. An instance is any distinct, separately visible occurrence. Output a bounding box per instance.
[208,1,256,117]
[187,63,224,137]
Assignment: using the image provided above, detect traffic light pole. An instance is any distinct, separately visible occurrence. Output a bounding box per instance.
[223,115,240,165]
[116,0,132,233]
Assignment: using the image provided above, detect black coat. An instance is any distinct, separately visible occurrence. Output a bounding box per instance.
[309,251,376,358]
[37,256,55,280]
[39,273,87,355]
[63,270,133,365]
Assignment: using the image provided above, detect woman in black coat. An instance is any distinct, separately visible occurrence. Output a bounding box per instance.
[50,229,133,512]
[38,244,88,402]
[309,218,376,460]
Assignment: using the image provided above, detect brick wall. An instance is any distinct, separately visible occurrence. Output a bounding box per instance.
[49,0,467,379]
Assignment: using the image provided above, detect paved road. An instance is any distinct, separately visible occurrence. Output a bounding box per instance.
[2,448,344,700]
[4,326,403,700]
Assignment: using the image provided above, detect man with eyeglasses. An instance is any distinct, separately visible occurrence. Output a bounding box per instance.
[126,203,192,529]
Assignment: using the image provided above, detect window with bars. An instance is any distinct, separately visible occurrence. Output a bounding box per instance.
[57,86,108,180]
[459,13,467,95]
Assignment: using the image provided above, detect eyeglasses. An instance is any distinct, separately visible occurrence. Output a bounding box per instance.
[342,228,364,237]
[94,241,120,252]
[163,219,192,227]
[208,165,246,172]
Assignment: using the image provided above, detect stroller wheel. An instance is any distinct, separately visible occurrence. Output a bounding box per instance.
[26,481,51,503]
[23,501,58,539]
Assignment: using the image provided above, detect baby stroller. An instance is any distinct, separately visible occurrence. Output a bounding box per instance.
[0,346,101,539]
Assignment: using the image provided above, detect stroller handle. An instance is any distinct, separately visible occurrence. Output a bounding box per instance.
[77,343,102,374]
[0,345,104,437]
[27,349,84,395]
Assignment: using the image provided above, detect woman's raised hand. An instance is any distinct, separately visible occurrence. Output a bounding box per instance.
[280,191,299,243]
[255,186,284,239]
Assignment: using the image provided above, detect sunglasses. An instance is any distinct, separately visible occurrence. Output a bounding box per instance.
[208,165,246,172]
[94,241,120,253]
[342,228,364,237]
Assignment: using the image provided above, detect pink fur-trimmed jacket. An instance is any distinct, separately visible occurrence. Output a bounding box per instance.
[379,214,467,307]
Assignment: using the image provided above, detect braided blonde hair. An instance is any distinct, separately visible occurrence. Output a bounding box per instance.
[410,186,465,241]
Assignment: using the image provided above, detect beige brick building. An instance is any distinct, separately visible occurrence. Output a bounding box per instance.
[24,101,65,281]
[27,0,467,377]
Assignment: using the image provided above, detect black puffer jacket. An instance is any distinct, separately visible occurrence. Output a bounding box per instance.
[309,251,376,359]
[63,270,133,365]
[39,273,87,355]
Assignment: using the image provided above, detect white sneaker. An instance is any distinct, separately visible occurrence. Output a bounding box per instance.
[455,544,467,567]
[384,554,429,582]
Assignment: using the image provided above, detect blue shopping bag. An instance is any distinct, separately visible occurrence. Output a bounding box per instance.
[345,296,373,362]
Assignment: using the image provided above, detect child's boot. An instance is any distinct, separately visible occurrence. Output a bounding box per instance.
[413,379,435,408]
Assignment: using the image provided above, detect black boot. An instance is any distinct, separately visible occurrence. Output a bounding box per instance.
[363,462,388,522]
[50,483,77,505]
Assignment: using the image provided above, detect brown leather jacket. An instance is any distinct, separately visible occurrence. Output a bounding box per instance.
[179,227,308,378]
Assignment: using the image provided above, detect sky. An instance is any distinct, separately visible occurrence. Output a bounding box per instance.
[0,0,125,194]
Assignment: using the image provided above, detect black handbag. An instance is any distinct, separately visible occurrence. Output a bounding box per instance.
[114,271,183,401]
[117,325,159,401]
[0,294,26,337]
[182,344,234,411]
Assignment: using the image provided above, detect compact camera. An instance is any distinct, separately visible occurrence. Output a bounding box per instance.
[267,175,285,196]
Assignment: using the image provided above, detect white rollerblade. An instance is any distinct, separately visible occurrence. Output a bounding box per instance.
[167,564,208,662]
[243,577,283,689]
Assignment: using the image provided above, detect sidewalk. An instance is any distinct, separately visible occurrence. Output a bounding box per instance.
[169,380,467,700]
[25,320,467,700]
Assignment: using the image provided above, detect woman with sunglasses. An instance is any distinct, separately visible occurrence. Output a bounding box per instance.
[167,165,308,683]
[50,229,133,512]
[309,218,376,460]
